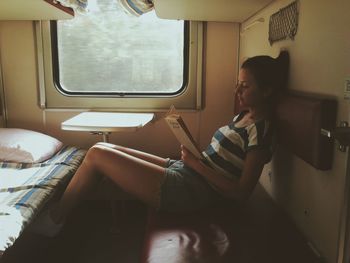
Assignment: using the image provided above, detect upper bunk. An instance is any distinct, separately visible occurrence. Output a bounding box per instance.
[0,0,274,22]
[0,0,74,20]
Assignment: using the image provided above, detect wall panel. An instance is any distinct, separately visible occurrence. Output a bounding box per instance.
[240,1,350,262]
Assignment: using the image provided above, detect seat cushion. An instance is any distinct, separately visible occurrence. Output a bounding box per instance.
[275,93,337,170]
[141,184,321,263]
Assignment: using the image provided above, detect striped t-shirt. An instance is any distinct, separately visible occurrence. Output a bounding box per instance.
[202,111,272,180]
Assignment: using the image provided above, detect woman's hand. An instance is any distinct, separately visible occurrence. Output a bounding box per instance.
[180,145,199,170]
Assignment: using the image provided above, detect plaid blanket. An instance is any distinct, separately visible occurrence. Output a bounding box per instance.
[0,146,86,255]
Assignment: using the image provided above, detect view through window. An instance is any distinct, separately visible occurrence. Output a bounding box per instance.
[55,0,185,95]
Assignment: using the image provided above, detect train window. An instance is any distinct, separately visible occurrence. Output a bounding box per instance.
[55,3,185,96]
[37,3,203,110]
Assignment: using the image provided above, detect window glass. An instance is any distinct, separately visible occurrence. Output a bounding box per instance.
[54,0,185,95]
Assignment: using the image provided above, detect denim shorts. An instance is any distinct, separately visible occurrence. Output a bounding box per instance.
[159,160,227,213]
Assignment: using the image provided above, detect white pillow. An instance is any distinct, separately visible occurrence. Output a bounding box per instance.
[0,128,63,163]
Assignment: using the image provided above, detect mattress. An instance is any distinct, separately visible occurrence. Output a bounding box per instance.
[0,146,86,255]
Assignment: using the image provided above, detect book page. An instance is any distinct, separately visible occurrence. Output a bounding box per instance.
[165,114,203,159]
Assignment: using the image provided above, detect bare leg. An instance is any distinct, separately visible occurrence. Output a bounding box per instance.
[51,143,167,223]
[95,142,169,167]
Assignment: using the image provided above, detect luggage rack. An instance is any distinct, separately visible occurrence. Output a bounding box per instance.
[268,0,299,45]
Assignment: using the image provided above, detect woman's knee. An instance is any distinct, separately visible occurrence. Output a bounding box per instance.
[95,142,118,149]
[85,143,109,164]
[94,142,126,152]
[87,143,126,165]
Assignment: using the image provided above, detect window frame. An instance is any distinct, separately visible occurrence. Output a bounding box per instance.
[37,19,203,111]
[51,20,188,97]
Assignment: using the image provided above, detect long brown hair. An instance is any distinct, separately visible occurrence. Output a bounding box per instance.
[241,50,290,117]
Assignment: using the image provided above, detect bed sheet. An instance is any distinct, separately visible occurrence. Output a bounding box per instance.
[0,146,86,255]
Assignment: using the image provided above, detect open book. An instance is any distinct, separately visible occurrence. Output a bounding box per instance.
[165,111,203,159]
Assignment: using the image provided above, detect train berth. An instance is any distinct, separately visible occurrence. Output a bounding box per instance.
[0,129,86,257]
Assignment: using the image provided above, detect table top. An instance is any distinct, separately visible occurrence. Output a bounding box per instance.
[61,112,154,133]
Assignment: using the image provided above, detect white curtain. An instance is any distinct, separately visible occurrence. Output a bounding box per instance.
[55,0,154,16]
[117,0,154,16]
[56,0,89,14]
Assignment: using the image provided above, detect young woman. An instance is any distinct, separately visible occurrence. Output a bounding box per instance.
[33,51,289,236]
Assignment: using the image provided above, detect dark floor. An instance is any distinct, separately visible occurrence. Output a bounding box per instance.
[1,185,323,263]
[1,200,147,263]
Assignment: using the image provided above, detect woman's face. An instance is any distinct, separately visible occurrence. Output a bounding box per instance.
[236,68,264,110]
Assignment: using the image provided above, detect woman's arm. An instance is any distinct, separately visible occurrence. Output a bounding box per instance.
[181,145,267,201]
